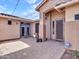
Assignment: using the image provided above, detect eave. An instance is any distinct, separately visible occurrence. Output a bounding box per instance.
[0,15,34,23]
[55,0,79,9]
[36,0,47,11]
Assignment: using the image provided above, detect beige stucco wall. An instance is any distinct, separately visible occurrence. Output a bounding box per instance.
[65,3,79,22]
[65,21,79,51]
[65,3,79,51]
[39,13,45,40]
[45,13,51,39]
[0,18,20,41]
[30,22,35,37]
[30,21,39,37]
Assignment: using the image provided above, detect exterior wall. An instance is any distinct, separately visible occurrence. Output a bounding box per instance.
[65,21,79,51]
[39,13,45,41]
[65,3,79,22]
[65,4,79,51]
[0,18,20,41]
[30,22,35,37]
[30,21,39,37]
[45,13,51,39]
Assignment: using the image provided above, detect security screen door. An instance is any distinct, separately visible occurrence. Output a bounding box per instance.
[56,20,63,40]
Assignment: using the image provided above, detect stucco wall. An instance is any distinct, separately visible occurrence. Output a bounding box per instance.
[65,4,79,51]
[65,21,79,51]
[39,13,45,40]
[45,13,51,39]
[30,22,35,37]
[65,3,79,22]
[0,18,20,41]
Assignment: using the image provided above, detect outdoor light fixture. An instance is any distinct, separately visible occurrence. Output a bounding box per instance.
[45,15,47,20]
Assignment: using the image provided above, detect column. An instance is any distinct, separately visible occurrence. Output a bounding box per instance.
[39,12,46,41]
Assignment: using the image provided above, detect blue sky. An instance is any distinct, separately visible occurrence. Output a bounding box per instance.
[0,0,42,20]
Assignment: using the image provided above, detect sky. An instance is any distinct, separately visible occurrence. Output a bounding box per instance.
[0,0,43,20]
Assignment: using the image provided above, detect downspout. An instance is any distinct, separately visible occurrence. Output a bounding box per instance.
[20,22,21,38]
[63,9,65,42]
[50,12,51,40]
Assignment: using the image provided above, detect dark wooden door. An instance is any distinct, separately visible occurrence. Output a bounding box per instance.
[56,20,63,40]
[35,23,39,33]
[22,27,25,36]
[27,27,29,36]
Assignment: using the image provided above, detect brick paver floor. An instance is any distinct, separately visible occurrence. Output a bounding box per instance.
[0,37,65,59]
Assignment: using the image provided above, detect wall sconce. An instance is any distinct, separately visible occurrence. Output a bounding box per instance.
[45,15,47,20]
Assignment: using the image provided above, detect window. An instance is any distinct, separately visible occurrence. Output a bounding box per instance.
[53,21,54,29]
[53,21,54,34]
[8,20,12,25]
[75,14,79,20]
[21,22,24,24]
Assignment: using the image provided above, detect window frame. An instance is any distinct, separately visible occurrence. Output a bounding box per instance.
[75,14,79,20]
[8,20,12,25]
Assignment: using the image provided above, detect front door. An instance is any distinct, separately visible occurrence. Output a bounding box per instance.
[56,20,63,41]
[21,27,25,36]
[27,27,29,36]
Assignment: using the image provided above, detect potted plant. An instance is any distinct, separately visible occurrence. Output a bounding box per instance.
[73,51,79,59]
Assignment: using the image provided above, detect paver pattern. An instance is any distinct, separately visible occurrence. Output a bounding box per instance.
[0,37,64,59]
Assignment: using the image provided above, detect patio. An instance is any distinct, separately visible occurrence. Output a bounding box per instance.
[0,37,65,59]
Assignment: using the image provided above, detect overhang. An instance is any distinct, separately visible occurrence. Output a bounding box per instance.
[36,0,47,11]
[0,15,34,23]
[55,0,79,9]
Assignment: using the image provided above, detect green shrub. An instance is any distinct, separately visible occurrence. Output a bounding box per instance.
[74,51,79,58]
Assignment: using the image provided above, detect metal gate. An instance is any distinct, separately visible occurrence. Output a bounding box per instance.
[56,20,63,41]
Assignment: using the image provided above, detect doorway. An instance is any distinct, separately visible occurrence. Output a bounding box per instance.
[52,20,64,41]
[35,23,39,33]
[27,27,29,36]
[21,27,25,36]
[56,20,63,41]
